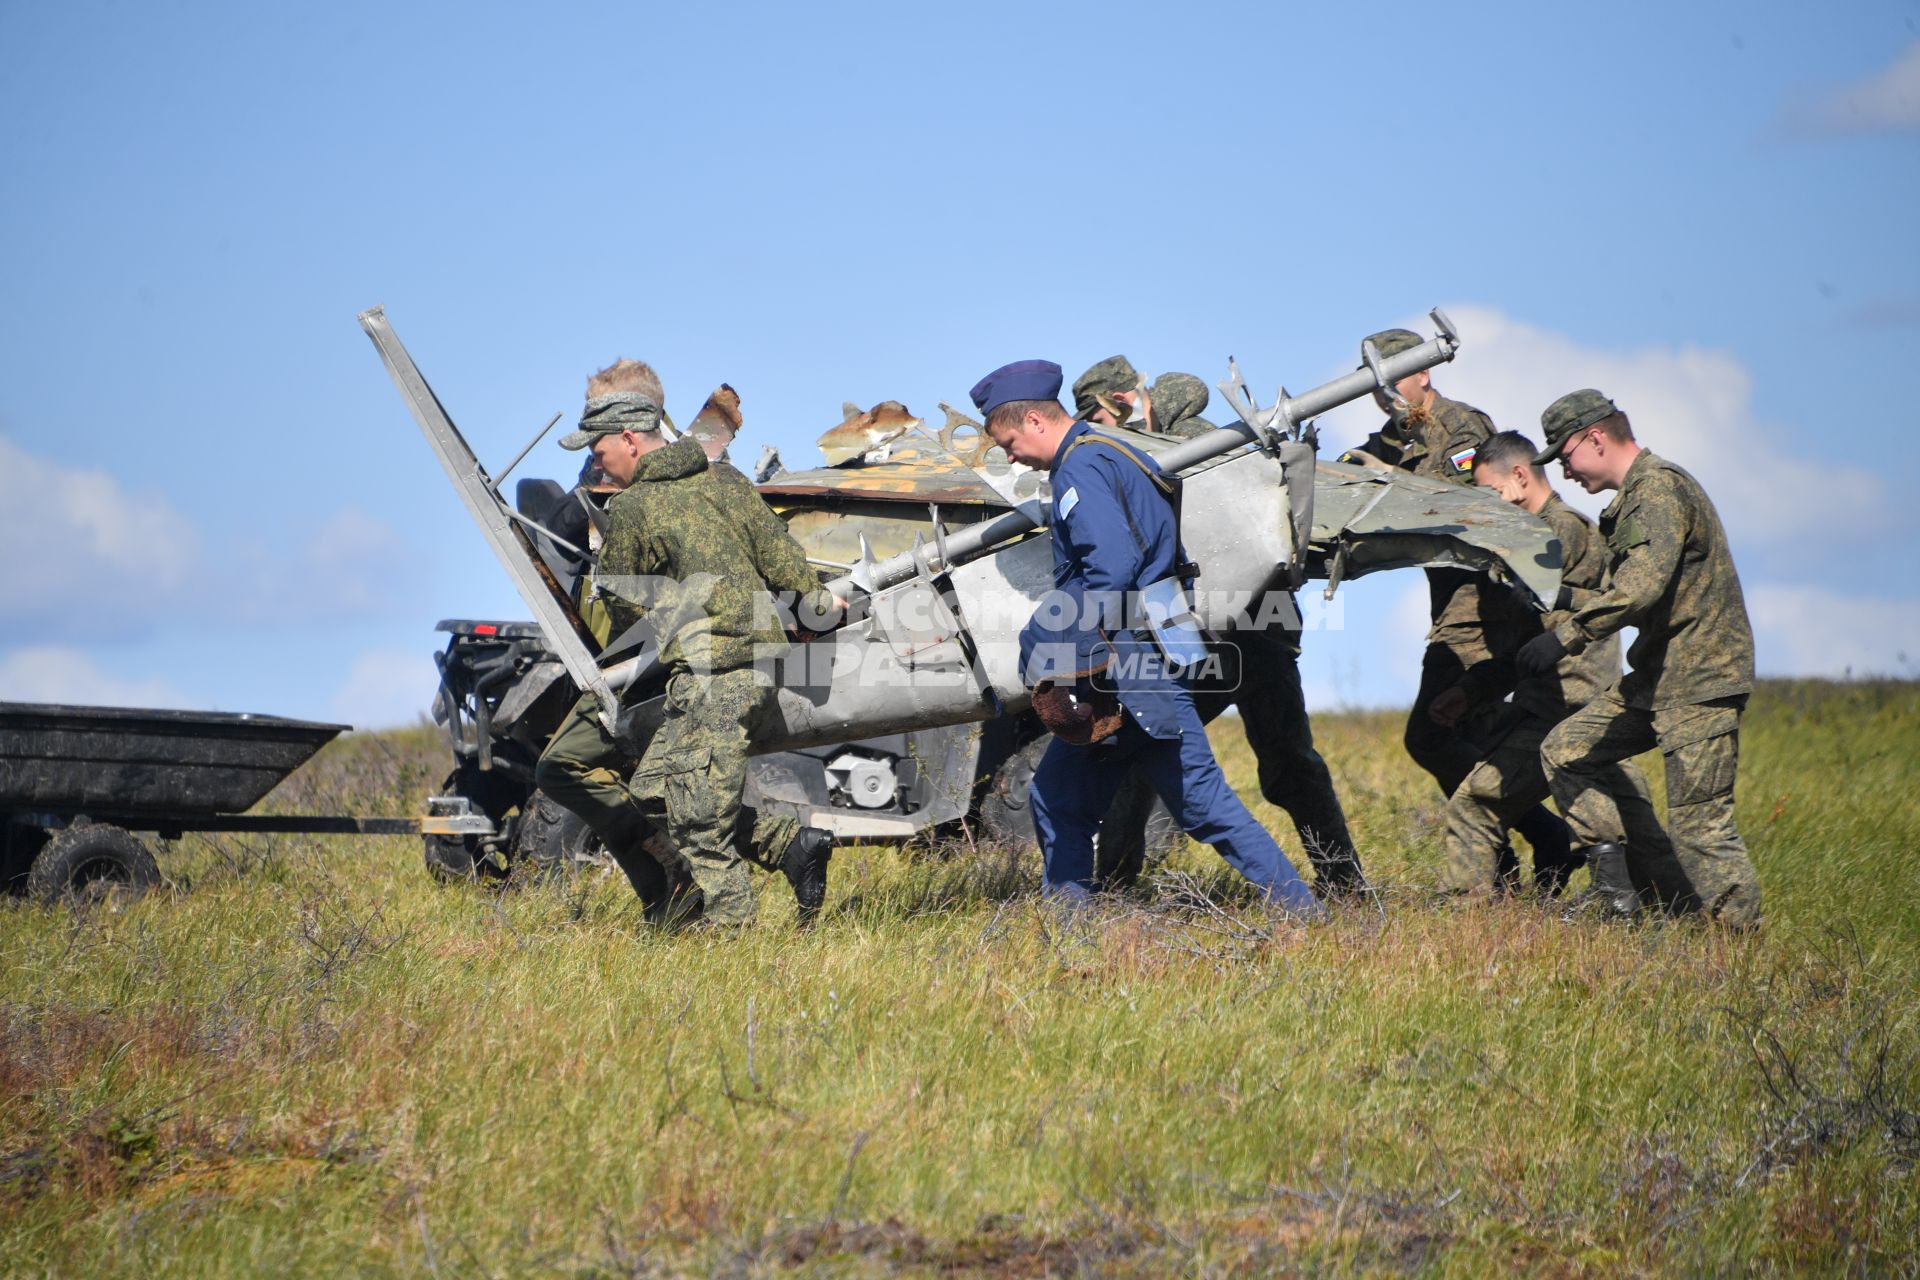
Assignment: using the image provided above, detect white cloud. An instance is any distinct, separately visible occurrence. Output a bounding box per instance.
[1748,584,1920,678]
[298,510,423,614]
[1307,306,1918,698]
[0,434,202,637]
[1317,304,1892,550]
[0,434,421,638]
[1296,577,1430,711]
[1783,41,1920,137]
[327,648,435,730]
[0,646,195,709]
[1385,575,1434,657]
[225,508,423,624]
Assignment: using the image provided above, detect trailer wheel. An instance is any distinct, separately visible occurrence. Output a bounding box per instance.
[28,823,160,905]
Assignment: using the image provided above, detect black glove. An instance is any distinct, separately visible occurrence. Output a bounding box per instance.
[1553,584,1574,612]
[1516,631,1568,678]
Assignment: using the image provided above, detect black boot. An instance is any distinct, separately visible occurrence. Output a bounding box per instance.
[1566,842,1637,918]
[1494,838,1523,894]
[1512,805,1574,898]
[610,846,671,911]
[1530,823,1584,897]
[1533,845,1588,897]
[621,849,701,927]
[1313,859,1371,902]
[782,826,833,923]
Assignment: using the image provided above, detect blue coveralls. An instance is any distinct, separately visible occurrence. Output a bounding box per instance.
[1018,421,1318,912]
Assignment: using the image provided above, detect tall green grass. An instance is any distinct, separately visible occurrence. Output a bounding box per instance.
[3,682,1916,1276]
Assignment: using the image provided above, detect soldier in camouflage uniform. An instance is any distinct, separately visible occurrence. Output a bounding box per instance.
[1521,390,1762,927]
[1345,329,1572,880]
[1440,432,1692,902]
[1073,359,1218,441]
[1072,356,1366,895]
[535,359,841,926]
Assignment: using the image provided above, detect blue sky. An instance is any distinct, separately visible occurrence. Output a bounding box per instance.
[3,0,1916,726]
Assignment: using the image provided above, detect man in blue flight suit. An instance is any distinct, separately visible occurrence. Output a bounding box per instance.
[971,359,1321,916]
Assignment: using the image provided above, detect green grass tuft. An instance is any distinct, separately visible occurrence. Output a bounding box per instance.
[3,680,1916,1276]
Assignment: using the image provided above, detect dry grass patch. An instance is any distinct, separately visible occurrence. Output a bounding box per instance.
[1,682,1917,1275]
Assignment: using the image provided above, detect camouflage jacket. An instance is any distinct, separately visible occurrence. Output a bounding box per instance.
[1355,393,1498,654]
[598,437,834,675]
[1456,491,1621,720]
[1354,391,1493,483]
[1552,450,1754,709]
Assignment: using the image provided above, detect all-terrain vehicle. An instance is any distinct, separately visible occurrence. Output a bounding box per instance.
[420,455,1143,881]
[366,307,1561,884]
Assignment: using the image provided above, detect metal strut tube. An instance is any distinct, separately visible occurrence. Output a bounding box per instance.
[814,331,1459,604]
[364,305,1453,704]
[596,330,1462,697]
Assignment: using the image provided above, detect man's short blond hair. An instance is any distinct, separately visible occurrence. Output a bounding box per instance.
[586,358,664,402]
[1596,411,1635,443]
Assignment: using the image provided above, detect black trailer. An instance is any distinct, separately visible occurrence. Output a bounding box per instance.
[0,702,487,901]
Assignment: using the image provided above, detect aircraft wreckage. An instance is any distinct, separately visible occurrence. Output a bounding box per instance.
[359,307,1562,865]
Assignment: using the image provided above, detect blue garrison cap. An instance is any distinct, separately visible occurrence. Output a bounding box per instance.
[969,359,1064,417]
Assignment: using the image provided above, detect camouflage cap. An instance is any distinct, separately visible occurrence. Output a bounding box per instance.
[1534,389,1618,464]
[559,392,664,450]
[1147,372,1210,427]
[1071,355,1139,420]
[1360,328,1423,363]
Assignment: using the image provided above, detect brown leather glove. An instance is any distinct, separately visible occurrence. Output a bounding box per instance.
[1031,680,1125,746]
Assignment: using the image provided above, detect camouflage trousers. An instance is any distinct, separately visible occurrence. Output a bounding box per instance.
[1444,709,1692,903]
[536,675,798,923]
[1404,642,1500,794]
[1406,643,1571,869]
[1096,627,1359,890]
[629,667,800,926]
[1541,690,1762,927]
[536,694,675,907]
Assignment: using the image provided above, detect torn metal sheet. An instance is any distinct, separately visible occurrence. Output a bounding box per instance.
[369,307,1562,766]
[1307,459,1562,607]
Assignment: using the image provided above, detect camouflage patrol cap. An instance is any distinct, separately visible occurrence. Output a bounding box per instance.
[1071,355,1139,420]
[1147,372,1210,427]
[559,392,665,450]
[1360,328,1424,362]
[1534,389,1618,463]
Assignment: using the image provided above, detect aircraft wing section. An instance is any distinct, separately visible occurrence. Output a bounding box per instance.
[1307,459,1563,608]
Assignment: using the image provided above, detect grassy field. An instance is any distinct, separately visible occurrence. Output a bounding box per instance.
[4,679,1917,1276]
